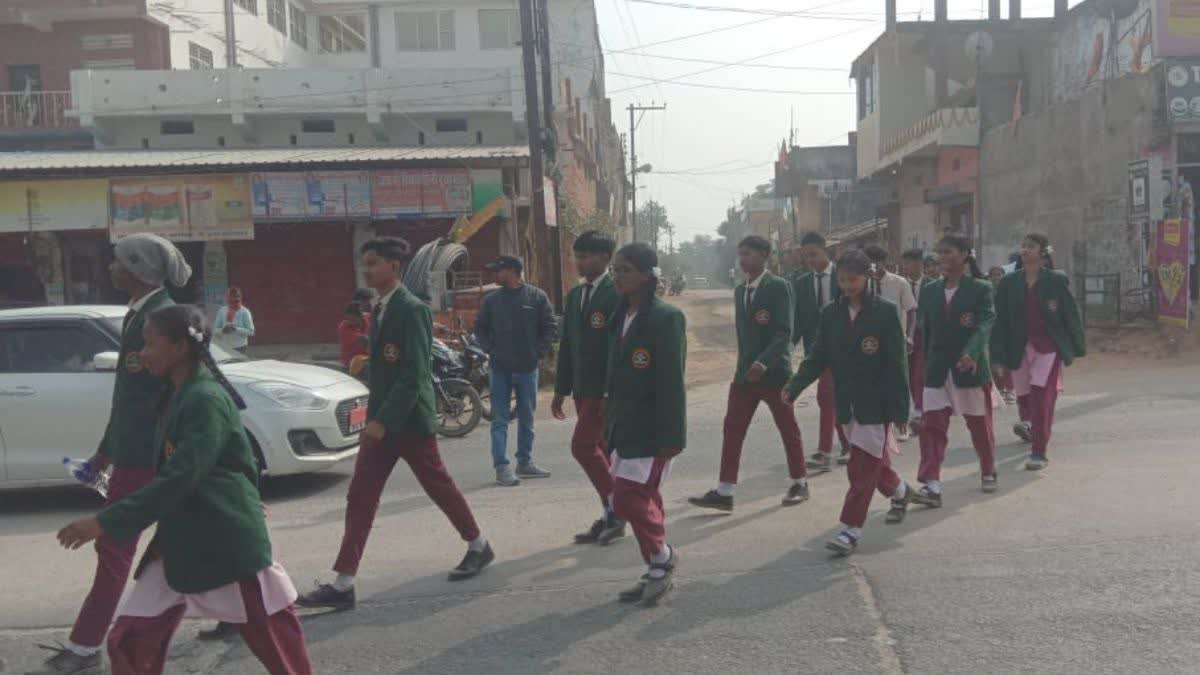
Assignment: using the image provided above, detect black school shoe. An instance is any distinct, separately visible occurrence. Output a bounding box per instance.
[885,484,913,524]
[448,543,495,581]
[25,643,102,675]
[688,490,734,512]
[619,574,650,603]
[781,482,810,506]
[910,486,943,509]
[825,531,859,557]
[296,582,357,610]
[575,516,626,545]
[640,548,679,607]
[981,473,999,493]
[806,452,833,473]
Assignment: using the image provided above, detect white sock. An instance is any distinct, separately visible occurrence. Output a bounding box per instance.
[333,574,355,592]
[716,482,735,497]
[606,494,615,511]
[927,480,943,495]
[894,482,907,500]
[647,546,672,579]
[468,536,487,553]
[840,526,863,540]
[65,641,100,657]
[793,478,808,488]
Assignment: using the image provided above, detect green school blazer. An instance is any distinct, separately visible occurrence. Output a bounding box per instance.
[734,272,794,386]
[97,288,175,467]
[991,268,1086,369]
[786,297,910,426]
[368,286,438,436]
[918,276,996,389]
[792,267,842,352]
[555,274,619,399]
[98,367,271,594]
[604,297,687,459]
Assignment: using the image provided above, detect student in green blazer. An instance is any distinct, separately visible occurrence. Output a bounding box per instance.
[606,243,686,608]
[991,233,1085,471]
[793,232,850,471]
[690,235,809,513]
[56,305,312,675]
[785,250,916,556]
[900,248,935,427]
[552,230,626,545]
[300,238,492,613]
[912,234,999,509]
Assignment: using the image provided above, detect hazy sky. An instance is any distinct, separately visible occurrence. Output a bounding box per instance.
[591,0,1077,244]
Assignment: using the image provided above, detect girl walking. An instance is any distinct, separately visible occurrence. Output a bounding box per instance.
[991,233,1086,471]
[785,250,915,556]
[912,234,999,506]
[56,305,311,674]
[606,243,687,607]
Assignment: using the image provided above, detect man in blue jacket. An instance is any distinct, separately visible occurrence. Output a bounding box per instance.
[475,256,559,486]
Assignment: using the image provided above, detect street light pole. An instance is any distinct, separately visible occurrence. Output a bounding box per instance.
[627,103,665,245]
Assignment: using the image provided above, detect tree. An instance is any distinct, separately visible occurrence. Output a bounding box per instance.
[636,200,671,251]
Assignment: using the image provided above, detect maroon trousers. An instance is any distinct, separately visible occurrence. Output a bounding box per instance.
[611,457,671,564]
[816,370,850,454]
[719,383,806,483]
[1023,359,1062,457]
[69,465,157,648]
[840,446,901,529]
[333,433,480,576]
[917,387,997,483]
[107,576,312,675]
[571,397,613,505]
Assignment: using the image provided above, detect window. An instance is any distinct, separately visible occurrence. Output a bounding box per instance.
[268,0,287,34]
[188,42,213,70]
[82,59,136,70]
[435,118,467,133]
[235,0,257,15]
[290,4,308,48]
[479,9,518,50]
[395,11,454,52]
[301,118,335,133]
[319,14,367,53]
[81,34,134,51]
[161,120,195,135]
[0,323,113,374]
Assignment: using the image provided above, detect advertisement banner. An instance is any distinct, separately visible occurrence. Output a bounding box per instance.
[251,171,370,219]
[1155,218,1190,327]
[0,179,108,233]
[1156,0,1200,57]
[110,175,253,242]
[371,168,472,218]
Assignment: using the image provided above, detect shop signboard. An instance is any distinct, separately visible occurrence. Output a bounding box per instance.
[110,174,254,242]
[1165,60,1200,124]
[371,168,472,218]
[0,179,108,233]
[251,171,371,220]
[1155,218,1190,327]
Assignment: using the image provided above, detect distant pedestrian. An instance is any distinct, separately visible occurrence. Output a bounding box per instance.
[864,245,917,440]
[56,305,312,675]
[607,243,687,607]
[988,266,1017,404]
[299,237,494,613]
[473,255,558,487]
[991,233,1085,471]
[689,235,808,513]
[352,287,377,315]
[785,250,915,556]
[337,302,370,371]
[27,233,189,675]
[213,286,255,354]
[924,254,941,283]
[900,249,934,432]
[552,231,626,544]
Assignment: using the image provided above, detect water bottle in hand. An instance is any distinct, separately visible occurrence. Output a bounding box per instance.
[63,458,109,498]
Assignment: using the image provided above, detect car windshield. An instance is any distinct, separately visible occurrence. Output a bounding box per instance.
[100,317,247,365]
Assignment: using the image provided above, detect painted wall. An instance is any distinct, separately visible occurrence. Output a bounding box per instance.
[0,18,168,91]
[1054,0,1155,103]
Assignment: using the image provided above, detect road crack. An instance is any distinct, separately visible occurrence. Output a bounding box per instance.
[850,562,904,675]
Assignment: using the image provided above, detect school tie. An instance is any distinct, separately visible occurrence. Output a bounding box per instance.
[816,273,826,307]
[746,285,755,310]
[582,283,593,313]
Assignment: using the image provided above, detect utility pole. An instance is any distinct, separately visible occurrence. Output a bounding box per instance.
[517,0,551,301]
[628,103,665,246]
[533,0,562,310]
[223,0,238,67]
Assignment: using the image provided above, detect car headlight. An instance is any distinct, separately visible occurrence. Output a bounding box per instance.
[248,382,330,410]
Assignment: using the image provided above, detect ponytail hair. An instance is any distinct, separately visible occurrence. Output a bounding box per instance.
[148,305,247,410]
[837,249,877,300]
[1023,232,1056,269]
[938,234,985,279]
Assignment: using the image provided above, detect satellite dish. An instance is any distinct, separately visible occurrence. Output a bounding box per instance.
[965,31,994,62]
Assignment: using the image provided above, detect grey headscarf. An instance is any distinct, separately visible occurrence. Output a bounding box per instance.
[113,233,192,287]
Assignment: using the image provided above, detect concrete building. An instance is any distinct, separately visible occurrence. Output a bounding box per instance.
[774,134,888,248]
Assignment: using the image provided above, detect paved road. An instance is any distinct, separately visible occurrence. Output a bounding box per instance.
[2,290,1199,674]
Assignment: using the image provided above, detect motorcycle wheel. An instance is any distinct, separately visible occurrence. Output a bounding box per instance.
[437,380,484,438]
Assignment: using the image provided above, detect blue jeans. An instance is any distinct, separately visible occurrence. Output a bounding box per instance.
[490,368,538,467]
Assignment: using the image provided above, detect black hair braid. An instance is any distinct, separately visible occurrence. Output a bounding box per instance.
[148,305,246,410]
[200,344,246,410]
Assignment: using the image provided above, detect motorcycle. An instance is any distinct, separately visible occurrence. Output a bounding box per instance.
[436,332,515,423]
[432,374,484,438]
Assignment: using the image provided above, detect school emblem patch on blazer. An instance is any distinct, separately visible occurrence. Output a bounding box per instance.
[383,343,401,363]
[861,336,880,355]
[590,311,607,329]
[1046,299,1059,313]
[124,352,143,373]
[632,348,652,369]
[959,312,975,328]
[754,309,771,325]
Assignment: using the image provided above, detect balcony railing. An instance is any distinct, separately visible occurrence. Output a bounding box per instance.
[0,91,76,130]
[879,107,978,164]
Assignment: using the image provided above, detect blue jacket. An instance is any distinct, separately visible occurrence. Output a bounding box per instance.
[474,284,558,374]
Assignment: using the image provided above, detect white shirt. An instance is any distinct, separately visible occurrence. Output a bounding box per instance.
[129,287,165,313]
[877,271,918,336]
[375,285,399,323]
[743,269,767,309]
[622,310,638,338]
[580,272,609,314]
[812,263,835,306]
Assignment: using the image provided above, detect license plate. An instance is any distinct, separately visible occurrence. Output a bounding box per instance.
[348,405,367,433]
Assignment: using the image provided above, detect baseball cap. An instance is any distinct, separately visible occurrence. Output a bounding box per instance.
[485,255,524,272]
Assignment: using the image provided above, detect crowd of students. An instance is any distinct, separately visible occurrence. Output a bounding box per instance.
[31,225,1083,674]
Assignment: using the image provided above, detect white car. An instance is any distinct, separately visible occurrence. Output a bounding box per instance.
[0,305,366,489]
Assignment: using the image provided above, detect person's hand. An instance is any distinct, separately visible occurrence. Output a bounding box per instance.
[86,453,110,473]
[223,324,235,334]
[551,394,567,420]
[746,362,766,383]
[782,389,798,405]
[361,421,387,444]
[57,516,103,550]
[956,354,978,374]
[658,446,683,459]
